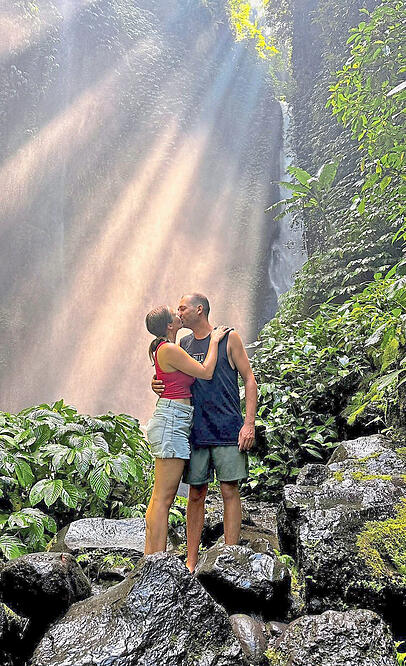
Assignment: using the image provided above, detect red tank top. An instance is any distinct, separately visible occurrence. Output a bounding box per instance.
[155,341,195,399]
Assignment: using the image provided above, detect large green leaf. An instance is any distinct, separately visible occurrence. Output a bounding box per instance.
[316,161,339,191]
[89,467,110,500]
[14,458,35,488]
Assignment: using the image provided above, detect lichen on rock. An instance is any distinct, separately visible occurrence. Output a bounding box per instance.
[357,499,406,582]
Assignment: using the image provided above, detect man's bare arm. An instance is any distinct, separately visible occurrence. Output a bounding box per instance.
[228,331,257,451]
[151,375,165,396]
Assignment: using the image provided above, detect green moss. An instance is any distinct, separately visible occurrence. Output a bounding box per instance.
[357,499,406,582]
[352,472,392,482]
[265,648,289,666]
[334,471,344,482]
[396,447,406,463]
[357,452,381,464]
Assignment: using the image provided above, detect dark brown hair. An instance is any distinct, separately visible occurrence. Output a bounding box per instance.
[145,305,173,363]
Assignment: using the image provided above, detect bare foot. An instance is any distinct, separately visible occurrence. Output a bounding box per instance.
[186,561,196,574]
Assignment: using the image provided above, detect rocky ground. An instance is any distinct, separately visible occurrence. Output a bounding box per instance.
[0,434,404,665]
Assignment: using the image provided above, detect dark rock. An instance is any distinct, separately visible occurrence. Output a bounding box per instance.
[265,621,287,638]
[0,602,29,666]
[202,495,254,547]
[50,518,147,557]
[296,463,329,486]
[244,502,280,551]
[268,609,398,666]
[195,544,290,619]
[217,524,279,555]
[229,614,268,664]
[240,524,279,554]
[201,495,226,546]
[0,552,91,629]
[277,434,406,630]
[31,552,247,666]
[329,434,391,464]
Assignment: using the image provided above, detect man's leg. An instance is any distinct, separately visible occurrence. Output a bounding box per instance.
[220,480,241,544]
[186,483,208,573]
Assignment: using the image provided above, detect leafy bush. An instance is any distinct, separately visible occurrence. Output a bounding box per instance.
[247,265,406,496]
[0,400,153,559]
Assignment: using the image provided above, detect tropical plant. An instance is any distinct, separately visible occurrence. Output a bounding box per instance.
[245,262,406,496]
[266,161,339,240]
[0,400,153,559]
[227,0,279,59]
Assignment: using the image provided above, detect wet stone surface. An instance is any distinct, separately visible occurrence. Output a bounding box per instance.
[229,614,268,665]
[195,543,290,620]
[50,518,147,556]
[0,552,91,630]
[31,552,248,666]
[0,602,29,666]
[277,434,406,628]
[269,609,398,666]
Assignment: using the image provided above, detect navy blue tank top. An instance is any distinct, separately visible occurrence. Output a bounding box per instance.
[180,331,243,447]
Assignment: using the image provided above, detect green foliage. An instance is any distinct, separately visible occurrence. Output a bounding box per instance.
[264,648,288,666]
[0,400,153,559]
[227,0,279,59]
[169,496,188,527]
[248,265,406,493]
[357,499,406,582]
[267,161,339,240]
[328,0,406,242]
[396,643,406,666]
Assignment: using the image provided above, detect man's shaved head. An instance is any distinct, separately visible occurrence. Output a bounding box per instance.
[182,293,210,318]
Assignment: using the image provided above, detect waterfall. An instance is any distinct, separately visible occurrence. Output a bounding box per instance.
[0,0,301,422]
[267,100,306,308]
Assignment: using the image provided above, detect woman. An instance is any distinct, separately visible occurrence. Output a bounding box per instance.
[144,305,229,555]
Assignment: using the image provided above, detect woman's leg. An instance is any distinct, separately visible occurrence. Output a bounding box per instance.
[144,458,185,554]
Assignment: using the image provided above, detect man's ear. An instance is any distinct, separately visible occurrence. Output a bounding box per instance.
[196,305,203,315]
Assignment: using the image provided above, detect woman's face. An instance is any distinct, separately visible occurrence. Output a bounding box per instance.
[169,307,183,333]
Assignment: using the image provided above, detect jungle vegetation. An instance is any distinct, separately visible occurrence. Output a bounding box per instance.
[245,0,406,497]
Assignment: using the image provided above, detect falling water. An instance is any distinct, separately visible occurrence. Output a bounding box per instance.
[0,0,302,423]
[267,101,306,319]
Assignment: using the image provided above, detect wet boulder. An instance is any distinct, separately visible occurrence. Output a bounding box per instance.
[201,495,254,547]
[195,543,290,619]
[229,614,268,665]
[31,552,247,666]
[0,602,29,666]
[268,609,398,666]
[0,552,91,630]
[50,517,147,557]
[277,435,406,629]
[266,620,287,639]
[244,502,280,551]
[217,524,279,556]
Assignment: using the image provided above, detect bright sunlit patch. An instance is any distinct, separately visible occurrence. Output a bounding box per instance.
[0,0,93,57]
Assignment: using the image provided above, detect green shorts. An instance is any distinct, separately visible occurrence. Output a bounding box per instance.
[183,445,249,486]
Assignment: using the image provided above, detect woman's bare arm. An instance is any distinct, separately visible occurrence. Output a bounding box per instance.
[158,326,230,380]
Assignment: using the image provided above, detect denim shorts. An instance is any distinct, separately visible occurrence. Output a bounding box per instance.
[146,398,194,459]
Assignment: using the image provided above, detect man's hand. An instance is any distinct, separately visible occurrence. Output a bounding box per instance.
[238,422,255,451]
[151,375,165,396]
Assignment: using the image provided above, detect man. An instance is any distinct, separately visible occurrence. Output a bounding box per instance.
[152,293,257,572]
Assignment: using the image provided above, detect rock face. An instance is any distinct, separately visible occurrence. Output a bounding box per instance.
[31,552,247,666]
[50,518,147,556]
[268,609,398,666]
[0,552,91,629]
[277,435,406,629]
[0,602,29,666]
[202,496,280,551]
[229,614,268,665]
[195,544,290,619]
